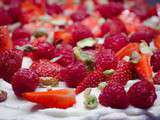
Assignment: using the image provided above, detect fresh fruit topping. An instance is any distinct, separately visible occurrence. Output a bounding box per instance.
[71,23,93,46]
[153,71,160,85]
[0,8,13,25]
[46,3,63,15]
[116,43,139,60]
[95,48,117,71]
[0,90,7,102]
[31,41,55,60]
[151,50,160,72]
[60,61,87,88]
[39,77,59,87]
[99,82,129,109]
[0,50,23,82]
[135,54,152,81]
[97,2,124,19]
[104,33,129,52]
[31,59,62,79]
[54,44,75,67]
[76,71,106,94]
[12,69,39,97]
[109,60,132,85]
[128,80,157,109]
[0,26,12,50]
[23,89,76,109]
[77,38,96,49]
[71,10,88,22]
[154,35,160,49]
[83,88,98,109]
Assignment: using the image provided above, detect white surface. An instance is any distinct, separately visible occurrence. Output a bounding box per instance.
[0,57,160,120]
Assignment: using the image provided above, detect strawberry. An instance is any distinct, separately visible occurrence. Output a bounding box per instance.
[23,89,76,109]
[154,35,160,49]
[116,43,139,60]
[104,33,129,52]
[95,48,117,71]
[0,50,23,83]
[31,59,62,79]
[71,10,88,22]
[109,60,132,85]
[60,61,87,87]
[76,71,106,94]
[135,54,152,82]
[0,26,12,51]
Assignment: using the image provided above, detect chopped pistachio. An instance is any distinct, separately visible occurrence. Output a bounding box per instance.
[39,77,59,87]
[84,95,98,109]
[103,69,115,75]
[98,82,107,91]
[77,38,96,48]
[130,51,141,64]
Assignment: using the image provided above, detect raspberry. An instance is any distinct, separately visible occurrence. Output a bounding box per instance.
[128,80,157,109]
[71,23,93,45]
[109,60,132,85]
[0,50,23,83]
[97,2,124,19]
[12,28,30,41]
[153,71,160,85]
[71,10,88,22]
[0,8,13,25]
[54,44,75,67]
[60,61,87,87]
[99,82,129,109]
[32,41,55,60]
[95,48,117,71]
[12,69,39,97]
[151,50,160,72]
[104,33,129,52]
[31,59,62,79]
[46,3,63,15]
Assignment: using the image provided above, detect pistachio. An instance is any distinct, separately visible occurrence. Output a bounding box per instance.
[98,82,107,91]
[39,77,59,87]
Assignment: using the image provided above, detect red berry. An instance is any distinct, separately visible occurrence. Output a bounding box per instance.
[12,68,39,97]
[60,61,87,87]
[76,71,106,94]
[153,71,160,85]
[95,48,117,71]
[46,3,63,15]
[104,33,129,52]
[32,41,55,60]
[0,50,23,82]
[97,2,124,19]
[99,82,129,109]
[0,8,13,25]
[101,18,127,36]
[71,23,93,46]
[12,28,30,41]
[31,59,62,79]
[54,44,75,67]
[151,50,160,72]
[71,10,88,22]
[109,60,132,85]
[128,80,157,109]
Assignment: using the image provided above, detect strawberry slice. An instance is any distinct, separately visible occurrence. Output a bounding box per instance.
[135,54,153,82]
[23,89,76,109]
[116,43,139,60]
[154,35,160,49]
[0,26,12,50]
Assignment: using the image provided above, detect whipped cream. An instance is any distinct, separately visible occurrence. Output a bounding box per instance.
[0,57,160,120]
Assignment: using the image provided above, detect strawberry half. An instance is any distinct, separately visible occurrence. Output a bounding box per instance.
[23,89,76,109]
[0,26,12,51]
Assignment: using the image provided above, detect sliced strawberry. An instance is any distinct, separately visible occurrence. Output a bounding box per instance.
[23,89,76,109]
[135,54,153,82]
[116,43,139,60]
[0,26,12,50]
[154,35,160,49]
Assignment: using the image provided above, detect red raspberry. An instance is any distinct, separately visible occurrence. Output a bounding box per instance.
[60,61,87,87]
[0,50,23,83]
[153,71,160,85]
[54,44,75,67]
[151,50,160,72]
[46,3,63,15]
[109,0,124,2]
[101,18,127,36]
[109,60,132,85]
[97,2,124,19]
[104,33,129,52]
[12,69,39,97]
[76,71,106,94]
[95,48,117,71]
[12,28,30,41]
[71,10,88,22]
[31,41,55,60]
[31,59,62,79]
[0,8,13,25]
[71,23,93,46]
[128,80,157,109]
[99,82,129,109]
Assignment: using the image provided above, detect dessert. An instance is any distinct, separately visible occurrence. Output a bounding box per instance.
[0,0,160,120]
